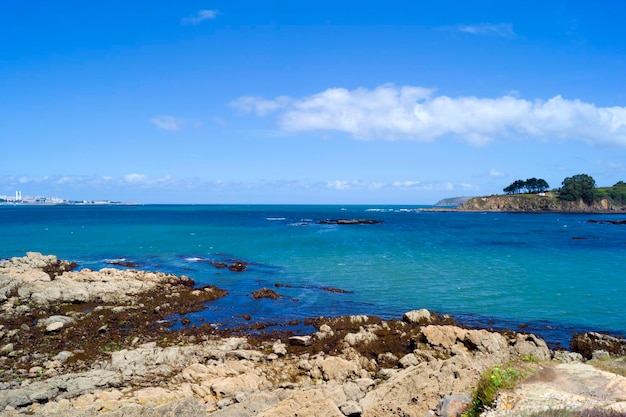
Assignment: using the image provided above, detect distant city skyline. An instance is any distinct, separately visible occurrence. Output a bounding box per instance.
[0,191,124,205]
[2,1,626,204]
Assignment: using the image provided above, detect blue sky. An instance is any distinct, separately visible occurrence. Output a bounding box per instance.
[2,1,626,204]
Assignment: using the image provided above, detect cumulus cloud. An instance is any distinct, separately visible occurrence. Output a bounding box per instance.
[151,115,187,131]
[182,9,219,25]
[456,23,515,37]
[234,84,626,147]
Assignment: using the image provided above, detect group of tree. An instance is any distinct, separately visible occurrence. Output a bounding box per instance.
[502,174,626,206]
[503,178,550,194]
[558,174,597,203]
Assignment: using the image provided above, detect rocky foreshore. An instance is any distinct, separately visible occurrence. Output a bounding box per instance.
[0,253,625,417]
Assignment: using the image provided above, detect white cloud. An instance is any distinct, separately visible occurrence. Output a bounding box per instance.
[489,169,505,177]
[230,96,291,116]
[182,9,219,25]
[234,84,626,147]
[456,23,515,37]
[123,173,148,184]
[392,181,422,189]
[151,115,187,131]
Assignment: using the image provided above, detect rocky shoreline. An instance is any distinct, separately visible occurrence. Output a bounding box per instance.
[1,253,625,416]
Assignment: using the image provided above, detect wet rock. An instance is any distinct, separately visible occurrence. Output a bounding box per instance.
[317,219,382,225]
[252,288,282,300]
[571,332,626,359]
[105,258,139,268]
[321,286,350,293]
[227,262,248,272]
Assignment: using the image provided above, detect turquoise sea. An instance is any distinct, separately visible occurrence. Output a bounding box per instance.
[1,204,625,348]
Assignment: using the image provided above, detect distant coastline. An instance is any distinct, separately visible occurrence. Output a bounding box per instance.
[0,192,134,206]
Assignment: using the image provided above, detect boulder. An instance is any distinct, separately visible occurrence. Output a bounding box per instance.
[45,322,65,333]
[402,309,433,324]
[252,288,282,300]
[321,357,359,382]
[571,332,626,359]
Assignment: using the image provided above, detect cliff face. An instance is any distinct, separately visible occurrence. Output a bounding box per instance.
[458,193,626,213]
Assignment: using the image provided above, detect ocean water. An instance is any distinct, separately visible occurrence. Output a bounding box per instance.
[1,204,625,347]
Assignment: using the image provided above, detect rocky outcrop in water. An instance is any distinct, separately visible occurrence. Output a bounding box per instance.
[0,253,624,417]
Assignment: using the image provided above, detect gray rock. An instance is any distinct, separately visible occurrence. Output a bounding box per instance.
[289,335,312,346]
[402,309,433,324]
[343,381,365,401]
[399,353,421,368]
[339,400,362,416]
[592,350,610,360]
[272,341,287,356]
[552,350,583,363]
[1,343,14,355]
[37,315,75,328]
[52,351,74,362]
[46,322,65,333]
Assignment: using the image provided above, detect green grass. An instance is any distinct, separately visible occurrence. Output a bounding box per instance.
[463,365,525,417]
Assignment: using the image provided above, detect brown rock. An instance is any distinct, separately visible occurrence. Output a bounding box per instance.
[252,288,282,300]
[571,332,626,359]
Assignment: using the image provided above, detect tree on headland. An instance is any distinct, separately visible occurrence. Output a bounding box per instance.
[503,178,549,194]
[558,174,597,203]
[503,179,526,194]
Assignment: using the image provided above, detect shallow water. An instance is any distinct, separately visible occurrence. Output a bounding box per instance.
[1,204,625,347]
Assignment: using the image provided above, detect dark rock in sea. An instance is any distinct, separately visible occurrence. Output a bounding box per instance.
[227,262,247,272]
[570,331,626,359]
[252,288,282,300]
[211,262,228,268]
[181,317,191,326]
[587,219,626,225]
[320,286,350,293]
[105,259,139,268]
[571,237,588,240]
[317,219,383,225]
